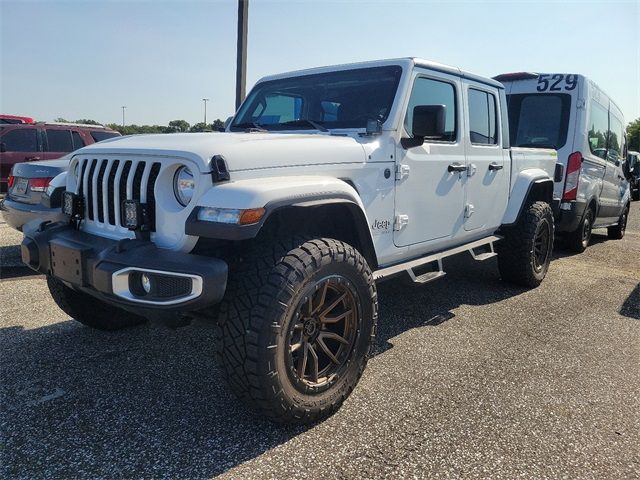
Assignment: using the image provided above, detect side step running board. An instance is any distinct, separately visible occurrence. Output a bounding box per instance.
[373,235,502,284]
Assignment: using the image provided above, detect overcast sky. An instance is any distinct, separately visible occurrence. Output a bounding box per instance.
[1,0,638,126]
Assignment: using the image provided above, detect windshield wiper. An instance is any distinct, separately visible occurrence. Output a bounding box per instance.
[278,119,328,132]
[232,122,267,132]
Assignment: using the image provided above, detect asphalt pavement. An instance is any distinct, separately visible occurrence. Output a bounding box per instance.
[1,207,638,479]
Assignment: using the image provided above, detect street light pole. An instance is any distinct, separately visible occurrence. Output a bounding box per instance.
[202,98,209,125]
[121,106,126,128]
[235,0,248,110]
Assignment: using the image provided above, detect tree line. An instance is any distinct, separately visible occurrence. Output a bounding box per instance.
[54,118,226,135]
[52,116,640,151]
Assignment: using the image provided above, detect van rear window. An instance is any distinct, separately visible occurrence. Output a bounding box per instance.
[506,93,571,149]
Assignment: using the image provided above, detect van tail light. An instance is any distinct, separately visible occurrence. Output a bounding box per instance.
[7,175,14,188]
[562,152,582,201]
[30,177,53,192]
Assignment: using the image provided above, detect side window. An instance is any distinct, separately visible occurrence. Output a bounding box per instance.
[0,128,38,152]
[250,94,303,125]
[588,101,609,159]
[404,76,456,142]
[607,114,623,164]
[46,129,74,152]
[90,131,120,142]
[72,131,85,150]
[468,88,498,145]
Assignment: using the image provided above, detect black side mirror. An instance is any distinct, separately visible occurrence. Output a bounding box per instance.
[0,142,6,153]
[401,105,446,149]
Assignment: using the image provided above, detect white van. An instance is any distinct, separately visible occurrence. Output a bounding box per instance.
[495,72,631,251]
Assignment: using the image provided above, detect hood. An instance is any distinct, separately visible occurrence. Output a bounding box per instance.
[76,132,367,172]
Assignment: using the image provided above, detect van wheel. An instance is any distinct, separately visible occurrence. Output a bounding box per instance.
[47,276,147,330]
[566,207,593,253]
[497,201,554,288]
[215,237,377,424]
[608,205,629,239]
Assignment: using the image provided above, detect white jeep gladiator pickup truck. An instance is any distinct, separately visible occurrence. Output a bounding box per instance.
[22,58,558,424]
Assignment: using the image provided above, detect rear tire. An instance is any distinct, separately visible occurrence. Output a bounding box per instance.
[47,276,147,330]
[215,237,377,424]
[565,207,594,253]
[632,189,639,201]
[497,201,554,288]
[608,205,629,239]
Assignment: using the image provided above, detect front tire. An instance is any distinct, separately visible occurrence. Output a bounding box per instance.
[608,205,629,239]
[497,201,554,288]
[47,276,147,330]
[216,237,377,424]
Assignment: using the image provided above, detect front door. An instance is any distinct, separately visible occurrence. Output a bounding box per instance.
[0,126,41,191]
[463,85,510,231]
[394,72,466,247]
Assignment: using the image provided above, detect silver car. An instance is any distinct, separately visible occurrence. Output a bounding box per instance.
[1,156,69,231]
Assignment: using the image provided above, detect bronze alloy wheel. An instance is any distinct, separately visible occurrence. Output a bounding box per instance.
[286,275,359,392]
[533,218,552,273]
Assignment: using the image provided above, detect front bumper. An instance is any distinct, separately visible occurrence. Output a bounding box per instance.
[21,222,228,312]
[0,197,66,231]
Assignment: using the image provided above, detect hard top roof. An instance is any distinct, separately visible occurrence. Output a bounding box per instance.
[258,57,504,90]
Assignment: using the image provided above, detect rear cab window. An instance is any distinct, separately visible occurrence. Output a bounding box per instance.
[506,93,571,149]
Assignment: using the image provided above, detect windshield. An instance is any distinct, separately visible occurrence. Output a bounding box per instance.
[231,66,403,131]
[506,93,571,149]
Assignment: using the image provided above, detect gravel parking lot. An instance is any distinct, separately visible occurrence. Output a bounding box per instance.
[1,207,638,479]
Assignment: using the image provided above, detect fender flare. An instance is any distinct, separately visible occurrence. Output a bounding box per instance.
[502,169,554,225]
[185,176,376,265]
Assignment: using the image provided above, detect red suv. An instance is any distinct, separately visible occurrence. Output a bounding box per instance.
[0,122,120,192]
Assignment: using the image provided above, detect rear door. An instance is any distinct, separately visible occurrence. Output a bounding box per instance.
[605,110,627,217]
[394,71,466,247]
[462,84,509,231]
[587,99,618,220]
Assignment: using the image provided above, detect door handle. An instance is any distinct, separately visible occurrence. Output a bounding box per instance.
[448,163,467,173]
[489,162,503,171]
[25,156,40,161]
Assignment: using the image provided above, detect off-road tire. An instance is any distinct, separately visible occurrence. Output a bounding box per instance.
[565,207,594,253]
[608,204,629,239]
[215,237,377,424]
[497,201,554,288]
[632,189,639,201]
[47,276,147,330]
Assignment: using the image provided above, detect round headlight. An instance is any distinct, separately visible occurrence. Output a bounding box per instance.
[72,162,79,181]
[173,166,195,206]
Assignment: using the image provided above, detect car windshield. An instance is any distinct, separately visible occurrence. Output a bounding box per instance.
[231,66,403,131]
[506,93,571,149]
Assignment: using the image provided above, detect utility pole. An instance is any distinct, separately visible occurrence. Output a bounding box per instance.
[121,106,126,127]
[202,98,209,125]
[235,0,248,110]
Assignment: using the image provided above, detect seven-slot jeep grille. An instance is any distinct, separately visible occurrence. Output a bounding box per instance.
[76,158,161,230]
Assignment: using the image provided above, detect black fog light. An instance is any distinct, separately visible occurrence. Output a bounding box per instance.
[63,191,83,217]
[128,271,193,300]
[122,200,144,230]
